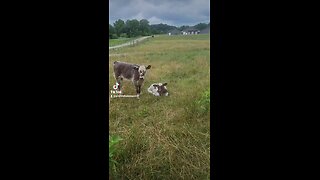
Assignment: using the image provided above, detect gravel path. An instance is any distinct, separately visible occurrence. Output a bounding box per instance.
[109,36,151,50]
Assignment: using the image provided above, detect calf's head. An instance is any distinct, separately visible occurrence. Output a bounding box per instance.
[153,83,168,96]
[133,65,151,79]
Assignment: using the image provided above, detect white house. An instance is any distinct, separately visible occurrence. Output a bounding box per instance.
[181,27,200,35]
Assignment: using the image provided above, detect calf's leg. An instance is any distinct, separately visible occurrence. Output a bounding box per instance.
[136,85,141,99]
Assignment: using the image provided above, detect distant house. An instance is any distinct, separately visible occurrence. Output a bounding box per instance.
[199,26,210,34]
[168,29,181,35]
[182,27,200,35]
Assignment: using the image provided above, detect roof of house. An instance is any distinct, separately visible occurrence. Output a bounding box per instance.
[182,27,200,32]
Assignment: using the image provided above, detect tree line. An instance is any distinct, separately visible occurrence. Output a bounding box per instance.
[109,19,210,39]
[109,19,151,39]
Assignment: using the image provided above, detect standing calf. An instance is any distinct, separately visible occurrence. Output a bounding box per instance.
[113,61,151,99]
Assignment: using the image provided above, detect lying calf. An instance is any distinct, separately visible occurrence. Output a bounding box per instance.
[113,61,151,99]
[147,83,169,96]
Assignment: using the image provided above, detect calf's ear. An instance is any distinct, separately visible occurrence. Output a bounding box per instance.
[146,65,151,69]
[162,83,167,86]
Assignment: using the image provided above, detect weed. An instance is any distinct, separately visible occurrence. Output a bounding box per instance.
[137,107,150,118]
[196,88,210,116]
[109,135,122,175]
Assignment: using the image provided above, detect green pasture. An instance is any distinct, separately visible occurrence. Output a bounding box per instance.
[109,34,210,179]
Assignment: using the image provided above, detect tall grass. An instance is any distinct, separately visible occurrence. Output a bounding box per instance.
[109,34,210,179]
[109,135,122,175]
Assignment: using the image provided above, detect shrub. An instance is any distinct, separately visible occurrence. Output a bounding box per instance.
[196,88,210,115]
[109,135,122,174]
[111,34,118,39]
[120,33,128,38]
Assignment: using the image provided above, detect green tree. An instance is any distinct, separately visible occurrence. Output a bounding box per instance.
[125,19,140,37]
[194,23,209,30]
[139,19,150,36]
[113,19,125,37]
[150,23,177,34]
[178,25,190,31]
[109,24,116,39]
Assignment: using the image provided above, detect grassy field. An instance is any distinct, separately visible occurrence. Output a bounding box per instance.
[109,34,210,179]
[109,37,139,47]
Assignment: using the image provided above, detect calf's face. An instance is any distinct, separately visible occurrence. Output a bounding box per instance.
[134,65,151,79]
[153,83,168,96]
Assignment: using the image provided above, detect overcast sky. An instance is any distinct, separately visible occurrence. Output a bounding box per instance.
[109,0,210,27]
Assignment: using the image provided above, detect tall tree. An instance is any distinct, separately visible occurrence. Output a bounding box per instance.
[113,19,125,37]
[125,19,139,37]
[139,19,150,36]
[109,24,115,39]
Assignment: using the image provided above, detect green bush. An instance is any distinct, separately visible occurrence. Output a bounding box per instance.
[120,33,128,38]
[111,34,118,39]
[109,135,122,174]
[196,88,210,115]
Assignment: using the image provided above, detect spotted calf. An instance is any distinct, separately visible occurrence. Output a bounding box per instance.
[113,61,151,99]
[147,83,169,96]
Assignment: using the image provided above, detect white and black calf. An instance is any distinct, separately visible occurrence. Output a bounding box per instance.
[148,83,169,96]
[113,61,151,98]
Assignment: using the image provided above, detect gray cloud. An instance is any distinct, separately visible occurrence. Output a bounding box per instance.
[109,0,210,26]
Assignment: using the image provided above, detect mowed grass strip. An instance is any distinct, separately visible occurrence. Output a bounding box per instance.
[109,37,139,47]
[109,34,210,180]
